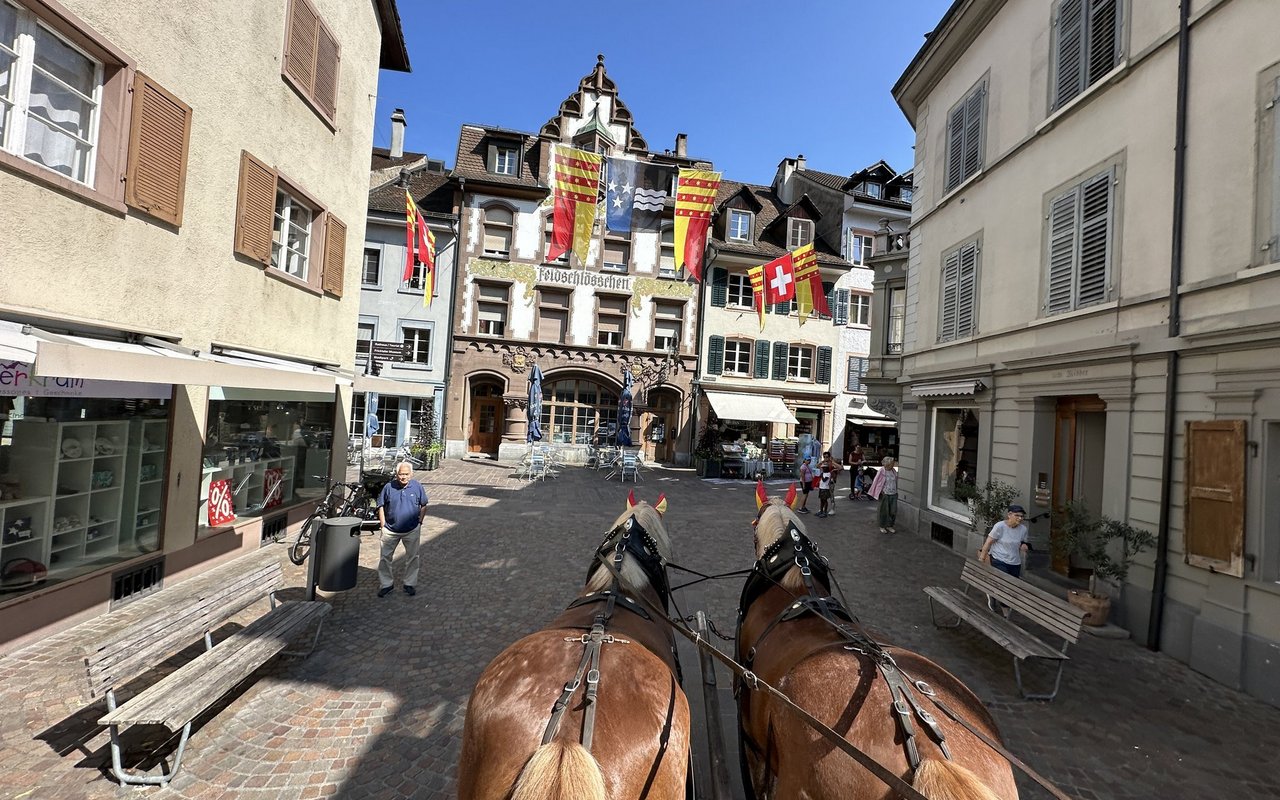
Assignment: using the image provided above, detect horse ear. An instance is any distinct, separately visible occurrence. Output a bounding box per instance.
[755,480,768,511]
[654,493,668,515]
[627,489,637,509]
[785,483,798,509]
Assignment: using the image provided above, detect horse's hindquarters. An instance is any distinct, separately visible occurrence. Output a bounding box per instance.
[458,628,691,800]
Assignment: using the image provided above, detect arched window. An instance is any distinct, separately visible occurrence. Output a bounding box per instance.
[538,379,619,444]
[483,206,513,258]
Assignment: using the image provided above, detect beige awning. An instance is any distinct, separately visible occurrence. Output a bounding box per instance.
[5,322,338,393]
[910,378,986,398]
[705,390,799,424]
[847,407,898,428]
[352,374,439,396]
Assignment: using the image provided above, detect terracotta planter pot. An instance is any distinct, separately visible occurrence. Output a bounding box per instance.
[1067,589,1111,626]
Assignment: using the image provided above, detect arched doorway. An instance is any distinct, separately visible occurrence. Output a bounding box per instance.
[642,388,679,463]
[468,381,504,454]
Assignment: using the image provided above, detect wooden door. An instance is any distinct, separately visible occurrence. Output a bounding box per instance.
[468,396,503,454]
[1050,396,1107,574]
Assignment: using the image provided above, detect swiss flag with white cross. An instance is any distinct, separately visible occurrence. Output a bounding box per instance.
[761,252,797,305]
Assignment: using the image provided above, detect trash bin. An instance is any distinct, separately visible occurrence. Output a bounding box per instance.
[315,516,362,592]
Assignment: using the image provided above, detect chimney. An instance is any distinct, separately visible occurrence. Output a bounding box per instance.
[390,108,407,159]
[796,153,806,171]
[675,133,687,158]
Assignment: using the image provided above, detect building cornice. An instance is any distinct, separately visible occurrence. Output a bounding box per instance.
[892,0,1007,125]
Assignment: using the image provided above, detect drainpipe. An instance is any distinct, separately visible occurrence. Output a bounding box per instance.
[438,177,465,452]
[1147,0,1190,651]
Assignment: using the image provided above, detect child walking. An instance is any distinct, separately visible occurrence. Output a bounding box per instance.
[817,465,833,517]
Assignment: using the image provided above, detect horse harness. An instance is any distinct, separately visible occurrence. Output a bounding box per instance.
[736,523,952,773]
[538,516,678,752]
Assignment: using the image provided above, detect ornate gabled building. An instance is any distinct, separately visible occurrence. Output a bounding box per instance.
[443,56,703,463]
[772,158,913,465]
[694,177,854,473]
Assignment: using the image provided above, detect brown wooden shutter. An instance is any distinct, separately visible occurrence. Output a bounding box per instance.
[124,73,192,226]
[234,151,277,265]
[283,0,318,93]
[1184,419,1246,576]
[313,22,340,119]
[322,214,346,296]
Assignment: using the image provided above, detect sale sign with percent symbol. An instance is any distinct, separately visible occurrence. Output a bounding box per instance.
[263,468,284,509]
[207,479,236,527]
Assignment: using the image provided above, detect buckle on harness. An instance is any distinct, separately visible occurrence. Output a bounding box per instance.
[586,669,600,687]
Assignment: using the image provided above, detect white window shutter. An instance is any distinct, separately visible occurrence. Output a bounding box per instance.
[834,289,849,325]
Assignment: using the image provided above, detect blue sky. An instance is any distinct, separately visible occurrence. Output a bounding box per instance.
[373,0,953,186]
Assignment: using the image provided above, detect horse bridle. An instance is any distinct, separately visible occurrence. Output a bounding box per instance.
[538,515,678,755]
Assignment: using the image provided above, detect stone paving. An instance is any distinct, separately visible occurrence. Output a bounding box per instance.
[0,458,1278,799]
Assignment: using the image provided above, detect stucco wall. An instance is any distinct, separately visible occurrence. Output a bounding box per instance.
[1,0,383,370]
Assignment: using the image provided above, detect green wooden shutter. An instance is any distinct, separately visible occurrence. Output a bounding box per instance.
[833,289,849,325]
[754,340,770,378]
[772,341,788,380]
[817,346,832,386]
[710,267,728,307]
[707,335,725,375]
[820,281,834,320]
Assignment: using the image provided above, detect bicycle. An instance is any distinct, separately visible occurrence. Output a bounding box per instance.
[289,476,358,565]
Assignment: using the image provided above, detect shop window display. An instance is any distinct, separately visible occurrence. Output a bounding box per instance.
[930,407,979,519]
[0,389,171,598]
[199,399,334,533]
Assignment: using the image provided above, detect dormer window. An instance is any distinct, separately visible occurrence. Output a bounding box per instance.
[488,140,519,176]
[864,183,883,199]
[728,209,752,242]
[899,188,914,203]
[788,218,813,248]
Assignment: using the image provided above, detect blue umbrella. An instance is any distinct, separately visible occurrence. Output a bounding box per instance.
[616,368,634,446]
[527,365,544,443]
[366,392,380,439]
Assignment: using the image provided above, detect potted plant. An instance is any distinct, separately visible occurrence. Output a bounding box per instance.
[967,480,1021,536]
[1051,500,1156,626]
[424,441,444,470]
[693,416,721,478]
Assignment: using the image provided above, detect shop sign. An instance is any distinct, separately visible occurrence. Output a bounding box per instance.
[537,266,634,293]
[207,479,236,527]
[0,361,170,399]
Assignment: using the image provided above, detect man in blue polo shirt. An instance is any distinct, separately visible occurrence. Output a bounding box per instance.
[376,461,429,597]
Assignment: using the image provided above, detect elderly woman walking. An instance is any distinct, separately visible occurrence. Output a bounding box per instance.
[867,456,899,533]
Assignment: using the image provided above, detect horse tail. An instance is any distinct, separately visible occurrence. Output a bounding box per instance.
[912,758,1004,800]
[511,741,607,800]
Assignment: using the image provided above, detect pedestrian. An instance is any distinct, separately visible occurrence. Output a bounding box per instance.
[846,441,864,499]
[867,456,899,533]
[978,504,1030,616]
[376,461,429,597]
[819,451,842,516]
[797,457,815,513]
[816,462,833,518]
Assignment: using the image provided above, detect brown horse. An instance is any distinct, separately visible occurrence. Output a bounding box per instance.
[737,485,1018,800]
[457,493,690,800]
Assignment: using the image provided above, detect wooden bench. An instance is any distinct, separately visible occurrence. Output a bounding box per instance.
[82,560,330,787]
[924,558,1087,701]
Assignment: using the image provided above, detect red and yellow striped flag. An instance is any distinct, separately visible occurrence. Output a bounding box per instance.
[674,168,722,282]
[547,145,603,266]
[405,189,437,307]
[792,243,827,325]
[747,263,767,331]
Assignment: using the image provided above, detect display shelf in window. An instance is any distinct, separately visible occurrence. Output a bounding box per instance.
[199,455,294,525]
[1,497,49,562]
[122,418,168,553]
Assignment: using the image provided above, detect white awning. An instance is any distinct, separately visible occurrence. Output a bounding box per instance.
[705,390,799,424]
[910,379,986,398]
[2,321,337,394]
[847,406,898,428]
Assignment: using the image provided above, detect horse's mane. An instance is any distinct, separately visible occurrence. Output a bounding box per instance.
[585,502,672,594]
[756,499,806,592]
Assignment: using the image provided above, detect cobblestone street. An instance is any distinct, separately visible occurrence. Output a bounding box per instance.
[1,458,1277,799]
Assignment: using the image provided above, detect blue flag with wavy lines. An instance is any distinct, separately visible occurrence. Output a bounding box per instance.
[605,157,669,234]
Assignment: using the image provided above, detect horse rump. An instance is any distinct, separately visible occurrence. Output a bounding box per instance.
[510,741,607,800]
[913,757,1006,800]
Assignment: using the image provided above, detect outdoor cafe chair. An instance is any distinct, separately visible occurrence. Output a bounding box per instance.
[619,450,641,483]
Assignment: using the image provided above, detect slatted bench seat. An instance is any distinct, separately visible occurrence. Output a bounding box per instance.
[82,560,329,787]
[924,558,1087,701]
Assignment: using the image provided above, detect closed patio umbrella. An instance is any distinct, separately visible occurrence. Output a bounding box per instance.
[616,368,634,447]
[527,365,543,443]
